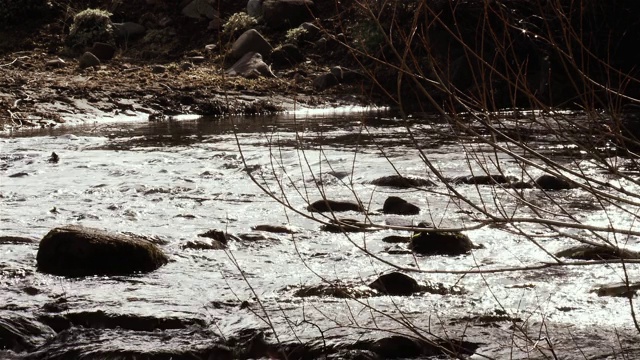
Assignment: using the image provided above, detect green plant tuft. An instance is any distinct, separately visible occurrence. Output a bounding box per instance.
[222,12,257,36]
[65,8,114,52]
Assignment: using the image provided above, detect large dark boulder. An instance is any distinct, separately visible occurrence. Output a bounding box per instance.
[262,0,316,29]
[532,174,577,190]
[382,196,420,215]
[307,199,364,213]
[229,29,273,61]
[369,272,420,296]
[36,225,169,277]
[410,224,475,256]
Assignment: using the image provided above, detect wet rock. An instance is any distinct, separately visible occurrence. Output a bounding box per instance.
[0,236,38,245]
[198,229,237,244]
[369,272,420,296]
[229,29,273,60]
[251,224,295,234]
[0,312,55,352]
[321,219,376,233]
[292,283,376,298]
[8,172,28,178]
[113,22,146,40]
[270,44,304,67]
[182,0,218,19]
[450,174,519,185]
[373,335,479,358]
[78,51,100,69]
[410,224,475,256]
[48,152,59,163]
[592,282,640,297]
[382,196,420,215]
[555,244,640,260]
[381,235,410,243]
[89,42,116,61]
[262,0,316,29]
[226,52,275,78]
[307,199,364,212]
[313,72,339,91]
[36,225,169,277]
[38,311,205,332]
[181,239,226,250]
[532,174,576,190]
[370,175,436,188]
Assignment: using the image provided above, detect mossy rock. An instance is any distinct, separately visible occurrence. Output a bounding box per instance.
[36,225,169,277]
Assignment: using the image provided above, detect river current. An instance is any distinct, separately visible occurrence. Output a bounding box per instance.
[1,109,639,358]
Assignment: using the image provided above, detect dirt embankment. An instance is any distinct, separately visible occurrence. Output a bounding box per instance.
[0,1,372,130]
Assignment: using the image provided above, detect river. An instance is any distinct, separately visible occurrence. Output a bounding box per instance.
[1,109,639,359]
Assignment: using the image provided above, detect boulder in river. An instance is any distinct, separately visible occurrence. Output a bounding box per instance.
[382,196,420,215]
[370,175,436,188]
[555,244,640,260]
[532,174,577,190]
[307,199,364,213]
[369,272,420,296]
[449,174,519,185]
[36,225,169,277]
[410,224,475,256]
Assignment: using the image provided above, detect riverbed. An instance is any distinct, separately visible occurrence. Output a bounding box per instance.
[2,109,639,359]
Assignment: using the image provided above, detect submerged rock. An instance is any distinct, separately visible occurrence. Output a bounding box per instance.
[410,224,475,256]
[36,225,169,277]
[450,174,519,185]
[555,244,640,260]
[382,196,420,215]
[293,283,375,298]
[0,312,54,352]
[307,199,364,213]
[592,282,640,297]
[370,175,436,188]
[368,272,420,296]
[181,239,226,250]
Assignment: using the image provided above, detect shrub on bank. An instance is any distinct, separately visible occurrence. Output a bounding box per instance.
[65,8,114,52]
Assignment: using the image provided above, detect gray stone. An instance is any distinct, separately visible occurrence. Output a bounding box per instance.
[89,42,116,61]
[36,225,169,277]
[225,52,275,78]
[410,223,475,256]
[369,272,420,296]
[45,58,66,68]
[78,51,100,69]
[113,22,146,39]
[182,0,218,19]
[382,196,420,215]
[230,29,273,60]
[262,0,315,29]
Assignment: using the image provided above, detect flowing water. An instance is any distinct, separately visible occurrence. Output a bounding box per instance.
[1,109,639,358]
